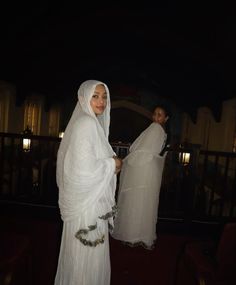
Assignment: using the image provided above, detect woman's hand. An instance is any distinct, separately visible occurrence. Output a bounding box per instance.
[113,156,123,174]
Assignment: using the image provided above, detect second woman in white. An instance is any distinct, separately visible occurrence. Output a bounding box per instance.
[112,106,169,250]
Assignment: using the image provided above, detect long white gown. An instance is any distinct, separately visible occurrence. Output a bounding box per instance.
[54,80,117,285]
[112,122,167,249]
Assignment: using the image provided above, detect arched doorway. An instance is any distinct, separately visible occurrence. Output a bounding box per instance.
[110,100,152,143]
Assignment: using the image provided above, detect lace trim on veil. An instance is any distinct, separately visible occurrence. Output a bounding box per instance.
[75,205,117,247]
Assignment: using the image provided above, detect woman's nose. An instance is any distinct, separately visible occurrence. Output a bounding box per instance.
[99,97,104,104]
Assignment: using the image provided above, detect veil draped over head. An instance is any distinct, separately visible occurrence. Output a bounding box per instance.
[54,80,117,285]
[56,79,116,226]
[63,79,111,140]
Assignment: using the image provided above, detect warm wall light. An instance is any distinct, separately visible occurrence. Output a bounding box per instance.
[22,126,33,152]
[179,152,191,165]
[59,131,64,138]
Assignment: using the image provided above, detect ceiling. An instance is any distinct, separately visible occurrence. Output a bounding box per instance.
[0,2,235,121]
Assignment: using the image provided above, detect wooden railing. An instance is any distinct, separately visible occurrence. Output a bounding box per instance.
[196,150,236,220]
[0,132,60,205]
[0,132,236,224]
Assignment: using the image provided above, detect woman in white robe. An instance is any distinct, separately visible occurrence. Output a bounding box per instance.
[112,106,169,250]
[54,80,122,285]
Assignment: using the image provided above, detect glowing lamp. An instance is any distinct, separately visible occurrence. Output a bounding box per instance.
[22,126,33,152]
[59,131,64,138]
[179,152,190,165]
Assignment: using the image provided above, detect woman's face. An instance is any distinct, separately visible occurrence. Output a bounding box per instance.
[90,84,107,115]
[152,107,168,126]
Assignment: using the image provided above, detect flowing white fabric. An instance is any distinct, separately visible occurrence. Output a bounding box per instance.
[54,80,117,285]
[112,122,167,249]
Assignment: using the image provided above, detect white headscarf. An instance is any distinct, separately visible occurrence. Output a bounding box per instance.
[56,80,116,226]
[62,79,111,140]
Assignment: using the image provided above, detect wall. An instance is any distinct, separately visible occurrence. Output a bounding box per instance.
[181,98,236,152]
[0,81,60,136]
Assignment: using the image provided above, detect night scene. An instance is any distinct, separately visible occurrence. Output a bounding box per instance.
[0,2,236,285]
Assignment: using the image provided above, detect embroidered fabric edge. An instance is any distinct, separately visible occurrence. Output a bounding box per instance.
[75,205,117,247]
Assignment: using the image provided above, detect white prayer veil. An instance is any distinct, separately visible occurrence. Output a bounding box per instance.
[56,79,116,225]
[54,80,116,285]
[63,79,111,140]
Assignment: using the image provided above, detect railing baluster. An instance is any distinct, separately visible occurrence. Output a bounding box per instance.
[0,132,236,223]
[208,154,219,216]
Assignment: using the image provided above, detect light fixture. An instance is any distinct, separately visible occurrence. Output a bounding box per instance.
[22,126,33,152]
[59,131,64,138]
[179,152,191,165]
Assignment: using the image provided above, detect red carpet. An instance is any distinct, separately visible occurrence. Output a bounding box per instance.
[1,213,197,285]
[110,235,192,285]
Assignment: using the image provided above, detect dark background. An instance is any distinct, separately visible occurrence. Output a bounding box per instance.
[0,2,235,122]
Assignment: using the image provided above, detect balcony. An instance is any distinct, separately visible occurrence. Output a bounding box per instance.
[0,132,236,228]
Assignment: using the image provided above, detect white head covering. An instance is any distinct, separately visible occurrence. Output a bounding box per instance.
[56,79,116,225]
[63,79,111,141]
[78,79,111,138]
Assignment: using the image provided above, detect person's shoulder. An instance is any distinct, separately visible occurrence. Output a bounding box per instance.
[148,122,165,134]
[76,114,96,127]
[72,114,97,133]
[148,122,161,130]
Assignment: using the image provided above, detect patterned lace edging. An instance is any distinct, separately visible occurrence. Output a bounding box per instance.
[75,205,117,247]
[75,224,105,247]
[99,205,118,220]
[121,240,156,250]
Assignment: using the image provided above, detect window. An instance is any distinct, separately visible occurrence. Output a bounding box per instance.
[23,99,41,135]
[0,87,10,132]
[233,136,236,153]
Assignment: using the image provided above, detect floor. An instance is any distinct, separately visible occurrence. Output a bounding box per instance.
[0,204,220,285]
[110,234,194,285]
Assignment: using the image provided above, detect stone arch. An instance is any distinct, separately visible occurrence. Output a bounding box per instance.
[111,100,152,120]
[110,100,152,143]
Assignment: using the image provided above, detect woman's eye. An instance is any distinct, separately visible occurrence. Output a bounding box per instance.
[92,95,98,98]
